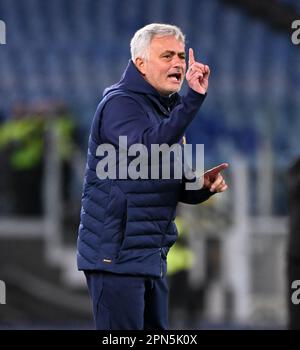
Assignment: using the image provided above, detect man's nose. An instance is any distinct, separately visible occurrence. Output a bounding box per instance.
[172,55,185,69]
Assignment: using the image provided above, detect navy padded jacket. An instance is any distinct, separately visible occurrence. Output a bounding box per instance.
[77,60,213,277]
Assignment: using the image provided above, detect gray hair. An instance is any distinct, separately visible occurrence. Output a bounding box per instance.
[130,23,185,61]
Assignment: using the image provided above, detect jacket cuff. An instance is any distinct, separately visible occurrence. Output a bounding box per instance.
[186,87,207,101]
[181,87,207,113]
[180,186,215,205]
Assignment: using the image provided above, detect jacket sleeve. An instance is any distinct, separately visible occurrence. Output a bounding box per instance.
[179,171,215,204]
[100,88,206,148]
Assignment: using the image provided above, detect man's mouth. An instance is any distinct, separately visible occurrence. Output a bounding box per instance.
[167,73,182,83]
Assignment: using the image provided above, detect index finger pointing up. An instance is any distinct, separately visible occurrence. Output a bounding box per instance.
[189,48,195,67]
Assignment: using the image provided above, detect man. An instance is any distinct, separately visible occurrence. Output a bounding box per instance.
[77,23,228,330]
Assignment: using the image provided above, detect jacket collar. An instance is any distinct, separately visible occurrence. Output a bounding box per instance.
[103,60,181,115]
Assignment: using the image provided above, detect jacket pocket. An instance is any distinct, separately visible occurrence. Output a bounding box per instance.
[103,183,127,238]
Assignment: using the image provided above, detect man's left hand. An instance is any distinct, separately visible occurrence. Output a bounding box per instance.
[203,163,229,193]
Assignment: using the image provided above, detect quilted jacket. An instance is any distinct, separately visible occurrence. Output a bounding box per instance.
[77,60,212,277]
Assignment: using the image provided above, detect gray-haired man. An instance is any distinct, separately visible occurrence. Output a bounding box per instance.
[78,23,228,330]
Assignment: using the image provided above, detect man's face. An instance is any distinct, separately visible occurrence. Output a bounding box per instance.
[136,35,186,96]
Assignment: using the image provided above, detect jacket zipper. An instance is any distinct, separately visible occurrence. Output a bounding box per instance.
[159,248,163,277]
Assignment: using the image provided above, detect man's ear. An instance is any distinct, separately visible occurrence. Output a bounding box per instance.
[135,57,146,75]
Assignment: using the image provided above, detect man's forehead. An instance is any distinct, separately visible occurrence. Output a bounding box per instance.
[150,35,185,51]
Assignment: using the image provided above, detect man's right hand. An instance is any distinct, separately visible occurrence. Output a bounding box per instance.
[186,48,210,95]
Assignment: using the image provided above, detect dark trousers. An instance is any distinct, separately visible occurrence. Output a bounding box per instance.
[84,270,169,330]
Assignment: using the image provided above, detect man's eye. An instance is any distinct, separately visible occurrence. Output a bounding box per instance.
[164,55,171,59]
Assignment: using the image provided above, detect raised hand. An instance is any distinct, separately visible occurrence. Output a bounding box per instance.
[186,48,210,95]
